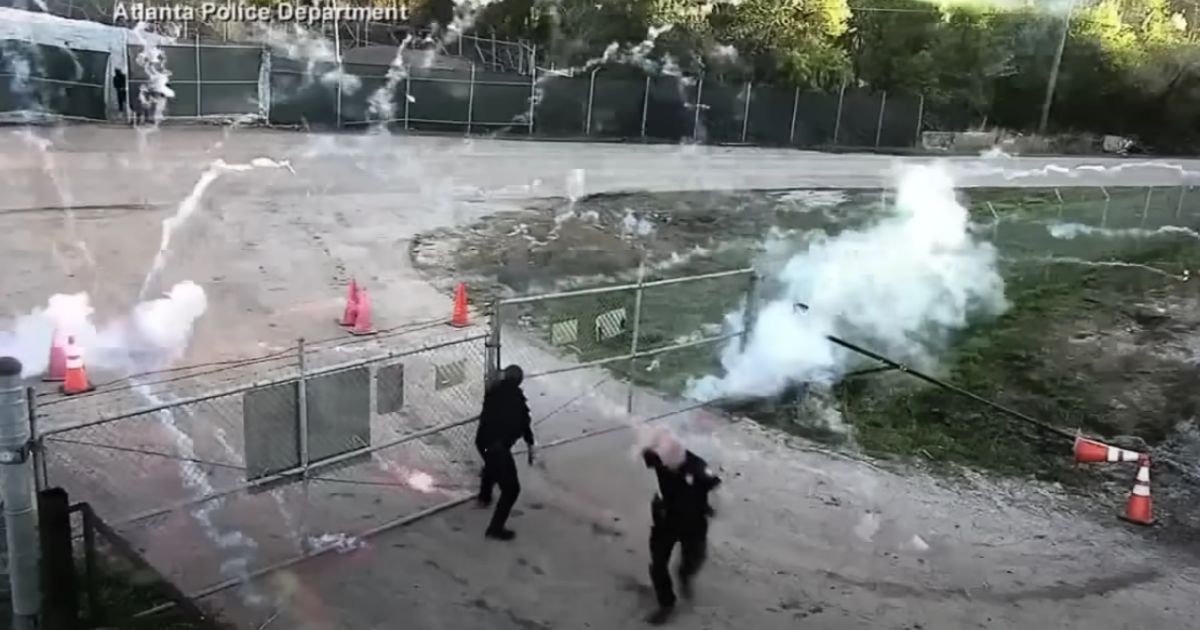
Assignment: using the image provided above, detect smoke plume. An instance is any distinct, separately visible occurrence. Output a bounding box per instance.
[0,282,209,378]
[687,163,1008,401]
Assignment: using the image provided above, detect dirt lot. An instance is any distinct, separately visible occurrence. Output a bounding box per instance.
[4,126,1200,628]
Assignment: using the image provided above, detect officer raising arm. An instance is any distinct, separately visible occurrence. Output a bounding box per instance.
[474,365,535,541]
[641,430,721,625]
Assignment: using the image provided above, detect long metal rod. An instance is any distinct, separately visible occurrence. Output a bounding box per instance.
[692,76,704,140]
[794,302,1074,440]
[914,93,925,146]
[788,86,799,145]
[874,90,887,147]
[585,68,598,135]
[466,63,476,135]
[499,267,754,306]
[194,33,201,116]
[640,75,650,138]
[740,81,752,143]
[1177,185,1187,219]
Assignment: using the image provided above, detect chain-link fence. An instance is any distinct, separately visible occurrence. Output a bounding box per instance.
[493,267,756,444]
[4,29,932,146]
[30,331,489,595]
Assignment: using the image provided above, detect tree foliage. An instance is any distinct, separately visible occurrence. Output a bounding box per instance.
[439,0,1200,150]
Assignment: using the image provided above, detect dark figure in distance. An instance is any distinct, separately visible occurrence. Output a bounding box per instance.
[112,68,127,121]
[475,364,535,541]
[641,430,721,625]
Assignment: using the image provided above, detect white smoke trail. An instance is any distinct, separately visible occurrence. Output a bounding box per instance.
[130,22,177,127]
[1047,222,1200,241]
[140,157,294,299]
[0,281,209,378]
[687,163,1009,401]
[366,34,417,126]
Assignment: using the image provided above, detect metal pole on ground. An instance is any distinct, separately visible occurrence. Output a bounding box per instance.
[1178,185,1188,219]
[1142,188,1153,228]
[832,79,846,145]
[788,86,799,145]
[466,63,476,136]
[626,261,646,415]
[0,357,40,630]
[640,75,650,139]
[874,90,887,147]
[692,76,704,141]
[486,299,501,387]
[740,81,751,143]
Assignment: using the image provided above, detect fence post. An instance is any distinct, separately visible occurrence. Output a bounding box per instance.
[404,73,411,130]
[466,63,476,136]
[626,260,647,415]
[527,64,536,135]
[0,357,40,630]
[914,93,925,147]
[874,90,887,147]
[194,33,201,117]
[26,388,45,493]
[788,86,799,145]
[692,76,704,141]
[296,338,310,554]
[740,81,752,143]
[640,75,650,139]
[832,78,846,145]
[740,273,758,352]
[486,298,502,388]
[333,22,343,128]
[585,68,598,135]
[259,46,272,123]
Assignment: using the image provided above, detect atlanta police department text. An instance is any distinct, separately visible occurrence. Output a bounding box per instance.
[112,2,408,24]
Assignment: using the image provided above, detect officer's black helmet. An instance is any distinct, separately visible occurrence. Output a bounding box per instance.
[502,364,524,385]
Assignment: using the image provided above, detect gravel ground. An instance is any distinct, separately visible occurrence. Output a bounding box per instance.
[3,125,1199,629]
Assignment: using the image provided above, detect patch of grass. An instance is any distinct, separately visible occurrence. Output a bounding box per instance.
[841,236,1200,482]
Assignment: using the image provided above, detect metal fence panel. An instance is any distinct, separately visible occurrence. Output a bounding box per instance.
[644,75,694,141]
[376,362,405,416]
[472,70,531,128]
[792,91,839,146]
[879,93,921,147]
[268,58,338,127]
[408,68,471,131]
[746,84,794,146]
[697,80,744,144]
[127,44,198,82]
[0,40,108,119]
[590,72,643,138]
[534,74,589,137]
[305,366,371,464]
[243,381,300,480]
[837,89,882,147]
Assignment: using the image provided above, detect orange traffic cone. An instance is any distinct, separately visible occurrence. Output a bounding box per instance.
[1121,455,1154,526]
[337,280,360,327]
[348,287,376,336]
[61,336,95,395]
[1074,434,1141,464]
[450,283,470,328]
[43,329,67,382]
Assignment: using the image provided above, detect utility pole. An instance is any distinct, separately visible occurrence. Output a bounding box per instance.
[0,357,40,629]
[1039,0,1076,135]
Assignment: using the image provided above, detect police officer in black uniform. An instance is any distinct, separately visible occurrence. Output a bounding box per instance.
[641,434,721,625]
[475,364,535,541]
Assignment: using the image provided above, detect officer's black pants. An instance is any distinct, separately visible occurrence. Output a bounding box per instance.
[648,509,707,608]
[479,446,520,532]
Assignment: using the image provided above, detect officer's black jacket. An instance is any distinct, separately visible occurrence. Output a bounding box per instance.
[650,450,721,520]
[475,379,533,452]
